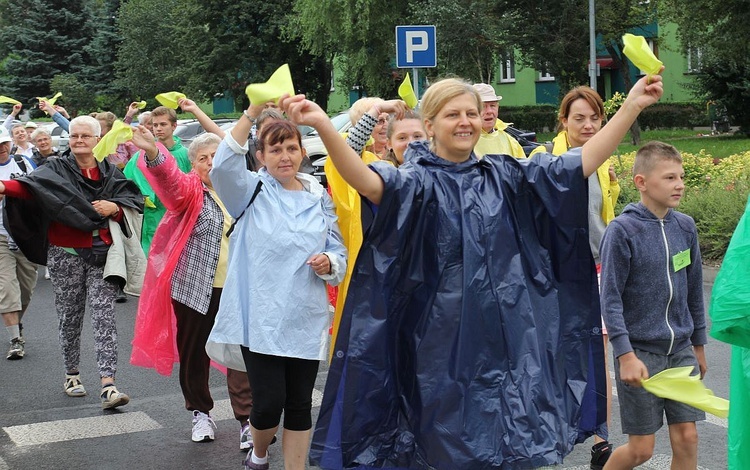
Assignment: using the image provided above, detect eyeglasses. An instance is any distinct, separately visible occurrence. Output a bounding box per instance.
[69,134,96,141]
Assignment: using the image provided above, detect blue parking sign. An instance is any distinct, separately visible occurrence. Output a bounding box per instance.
[395,25,436,68]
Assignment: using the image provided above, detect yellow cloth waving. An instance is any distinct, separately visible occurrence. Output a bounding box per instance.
[36,92,62,106]
[398,73,418,109]
[136,100,147,109]
[245,64,295,105]
[622,34,663,75]
[642,366,729,418]
[92,120,133,162]
[0,96,21,105]
[155,92,186,109]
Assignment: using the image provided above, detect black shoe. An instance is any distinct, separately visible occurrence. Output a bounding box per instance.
[115,287,127,303]
[590,441,613,470]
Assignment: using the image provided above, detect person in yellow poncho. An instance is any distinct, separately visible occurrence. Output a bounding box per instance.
[532,85,620,469]
[471,83,526,159]
[325,97,408,358]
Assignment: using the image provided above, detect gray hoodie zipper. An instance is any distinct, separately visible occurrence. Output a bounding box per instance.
[659,218,676,354]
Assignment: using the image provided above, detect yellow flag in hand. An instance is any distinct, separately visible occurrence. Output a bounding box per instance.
[36,92,62,106]
[136,101,147,109]
[398,73,418,109]
[245,64,295,105]
[92,120,134,162]
[155,92,187,109]
[622,34,664,75]
[0,96,21,106]
[641,366,729,418]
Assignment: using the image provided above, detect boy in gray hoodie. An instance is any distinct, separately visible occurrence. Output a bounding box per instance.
[599,141,707,469]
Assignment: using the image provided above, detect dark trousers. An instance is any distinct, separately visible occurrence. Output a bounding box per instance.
[241,347,319,431]
[173,288,253,424]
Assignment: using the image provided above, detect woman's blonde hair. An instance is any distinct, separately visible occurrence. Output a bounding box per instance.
[420,78,481,123]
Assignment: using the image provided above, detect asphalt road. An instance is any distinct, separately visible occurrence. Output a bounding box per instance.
[0,268,729,469]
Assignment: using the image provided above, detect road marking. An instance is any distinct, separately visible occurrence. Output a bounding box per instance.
[2,412,162,447]
[209,389,325,422]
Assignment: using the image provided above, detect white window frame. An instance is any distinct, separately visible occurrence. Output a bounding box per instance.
[538,63,555,82]
[687,45,703,73]
[499,52,516,83]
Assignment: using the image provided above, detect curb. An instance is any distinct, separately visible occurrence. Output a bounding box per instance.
[703,264,720,286]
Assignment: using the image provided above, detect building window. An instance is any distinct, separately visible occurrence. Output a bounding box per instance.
[687,46,703,73]
[538,63,555,82]
[499,52,515,83]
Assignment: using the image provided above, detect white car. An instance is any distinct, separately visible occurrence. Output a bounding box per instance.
[301,112,351,161]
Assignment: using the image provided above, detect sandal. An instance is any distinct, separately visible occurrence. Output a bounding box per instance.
[64,374,87,397]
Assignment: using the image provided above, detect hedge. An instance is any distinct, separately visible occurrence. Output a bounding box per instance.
[500,102,710,133]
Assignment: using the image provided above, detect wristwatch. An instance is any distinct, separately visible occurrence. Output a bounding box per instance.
[243,110,256,124]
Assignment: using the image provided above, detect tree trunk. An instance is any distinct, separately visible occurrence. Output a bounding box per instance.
[606,42,641,145]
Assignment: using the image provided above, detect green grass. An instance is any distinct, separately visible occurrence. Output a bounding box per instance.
[536,129,750,158]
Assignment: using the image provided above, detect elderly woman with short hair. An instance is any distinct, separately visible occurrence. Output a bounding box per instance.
[29,128,60,167]
[0,115,144,409]
[130,130,254,448]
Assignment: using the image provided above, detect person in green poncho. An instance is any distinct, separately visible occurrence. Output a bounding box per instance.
[708,196,750,470]
[124,106,191,255]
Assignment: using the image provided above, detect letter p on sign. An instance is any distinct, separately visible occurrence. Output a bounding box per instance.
[405,31,428,62]
[395,25,436,68]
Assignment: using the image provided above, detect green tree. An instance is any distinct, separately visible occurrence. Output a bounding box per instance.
[50,73,96,116]
[660,0,750,134]
[187,0,332,110]
[82,0,123,95]
[501,0,591,100]
[596,0,659,144]
[292,0,412,98]
[0,0,93,110]
[409,0,512,83]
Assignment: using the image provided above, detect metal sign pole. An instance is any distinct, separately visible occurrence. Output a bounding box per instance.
[413,68,419,100]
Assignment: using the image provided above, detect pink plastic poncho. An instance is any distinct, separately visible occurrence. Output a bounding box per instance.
[130,143,205,375]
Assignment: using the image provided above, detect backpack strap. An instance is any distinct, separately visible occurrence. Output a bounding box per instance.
[226,181,263,237]
[12,155,27,174]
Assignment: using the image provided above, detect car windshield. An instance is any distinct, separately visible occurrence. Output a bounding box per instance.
[306,112,350,137]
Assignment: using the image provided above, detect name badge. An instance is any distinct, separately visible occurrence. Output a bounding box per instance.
[673,249,691,272]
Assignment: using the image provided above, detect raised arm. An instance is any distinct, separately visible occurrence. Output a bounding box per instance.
[39,100,70,132]
[346,99,407,155]
[178,98,225,138]
[3,104,21,131]
[581,72,663,177]
[280,94,385,205]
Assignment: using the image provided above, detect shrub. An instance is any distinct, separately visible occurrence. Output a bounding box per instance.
[636,102,710,130]
[499,105,557,133]
[607,149,750,261]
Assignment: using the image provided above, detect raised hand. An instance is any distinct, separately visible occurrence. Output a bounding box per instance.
[131,125,158,159]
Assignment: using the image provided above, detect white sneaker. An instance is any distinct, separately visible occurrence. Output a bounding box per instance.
[192,411,216,443]
[240,422,252,450]
[44,268,50,280]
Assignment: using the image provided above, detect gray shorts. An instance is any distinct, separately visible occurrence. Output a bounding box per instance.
[614,346,706,435]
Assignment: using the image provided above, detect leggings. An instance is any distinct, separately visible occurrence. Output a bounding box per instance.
[48,245,118,378]
[241,347,319,431]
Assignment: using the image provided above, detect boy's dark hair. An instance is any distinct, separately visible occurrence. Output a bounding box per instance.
[633,141,682,176]
[257,120,301,153]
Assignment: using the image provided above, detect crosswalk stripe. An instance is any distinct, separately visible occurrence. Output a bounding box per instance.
[2,411,162,447]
